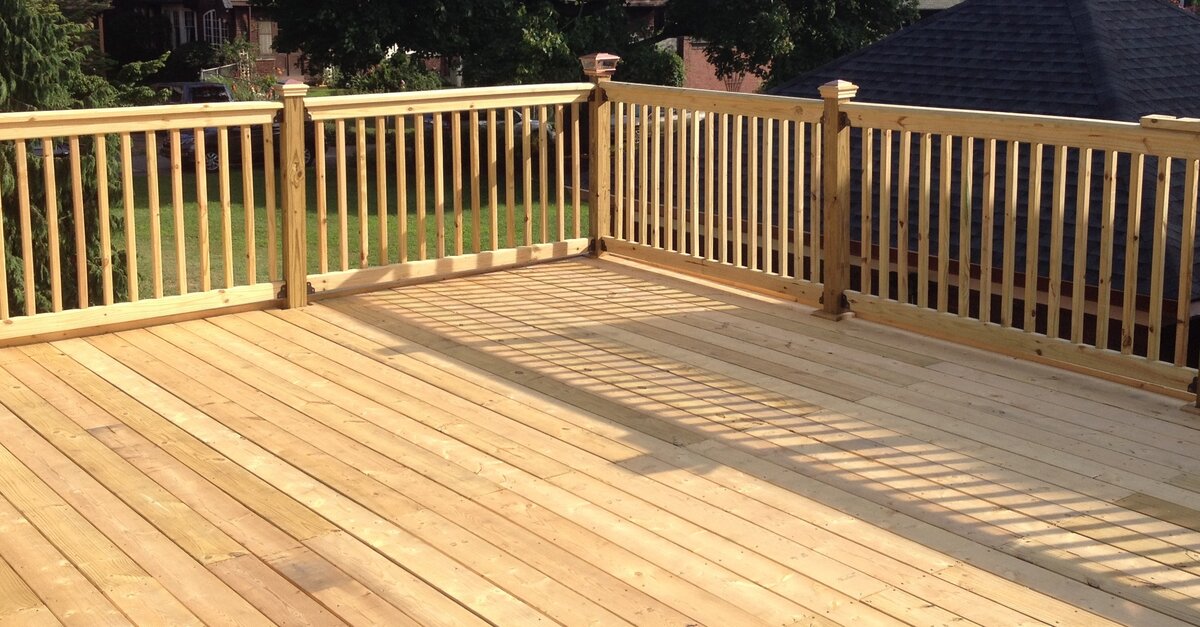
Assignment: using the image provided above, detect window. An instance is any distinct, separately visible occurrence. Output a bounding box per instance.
[202,10,228,44]
[181,9,196,44]
[257,19,276,58]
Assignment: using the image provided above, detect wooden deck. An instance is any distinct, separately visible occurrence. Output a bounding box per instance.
[1,257,1199,626]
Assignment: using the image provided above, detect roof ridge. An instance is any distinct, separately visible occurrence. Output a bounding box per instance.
[1065,0,1123,119]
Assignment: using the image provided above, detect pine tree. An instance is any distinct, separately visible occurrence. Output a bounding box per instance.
[1,0,128,314]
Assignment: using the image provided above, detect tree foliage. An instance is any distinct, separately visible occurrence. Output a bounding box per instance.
[0,0,130,313]
[255,0,915,88]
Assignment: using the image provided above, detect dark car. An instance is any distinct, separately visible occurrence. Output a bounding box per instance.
[174,124,316,172]
[157,82,236,105]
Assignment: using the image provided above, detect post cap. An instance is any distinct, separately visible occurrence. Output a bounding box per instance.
[580,53,621,80]
[819,79,858,100]
[280,82,310,97]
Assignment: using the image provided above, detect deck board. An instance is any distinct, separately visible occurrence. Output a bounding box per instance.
[1,258,1198,625]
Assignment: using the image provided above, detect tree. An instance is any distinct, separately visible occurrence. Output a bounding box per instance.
[0,0,129,313]
[255,0,914,88]
[668,0,917,86]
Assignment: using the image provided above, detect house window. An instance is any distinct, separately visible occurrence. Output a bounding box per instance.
[202,10,228,44]
[257,19,276,59]
[181,9,196,44]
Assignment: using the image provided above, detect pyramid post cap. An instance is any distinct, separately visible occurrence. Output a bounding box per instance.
[580,53,621,79]
[819,80,859,100]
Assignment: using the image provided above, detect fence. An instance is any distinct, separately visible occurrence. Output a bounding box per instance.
[1,68,1197,399]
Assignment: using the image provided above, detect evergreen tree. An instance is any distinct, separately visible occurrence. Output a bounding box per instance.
[0,0,128,314]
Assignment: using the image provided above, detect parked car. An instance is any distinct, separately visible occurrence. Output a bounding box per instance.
[156,82,236,105]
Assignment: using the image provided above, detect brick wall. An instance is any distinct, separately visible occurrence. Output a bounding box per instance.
[677,38,763,93]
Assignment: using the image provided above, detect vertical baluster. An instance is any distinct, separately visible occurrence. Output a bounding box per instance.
[917,132,931,308]
[1048,145,1068,339]
[810,122,822,281]
[748,117,758,269]
[522,106,534,246]
[777,119,789,276]
[148,131,165,296]
[452,112,464,255]
[664,107,675,251]
[1002,141,1020,327]
[795,122,806,281]
[170,130,188,293]
[241,126,257,284]
[705,110,716,261]
[120,133,138,302]
[415,115,429,260]
[504,108,516,248]
[957,137,975,315]
[732,115,742,266]
[719,113,729,263]
[487,110,500,250]
[314,122,328,274]
[263,123,277,282]
[0,172,6,317]
[555,105,566,243]
[652,105,663,248]
[1121,153,1145,355]
[1095,150,1117,348]
[879,129,893,300]
[677,107,687,253]
[42,138,62,310]
[639,104,649,245]
[571,103,582,239]
[336,120,350,268]
[614,102,625,241]
[1175,158,1199,366]
[377,117,389,265]
[1147,155,1171,361]
[1071,148,1094,342]
[861,128,874,295]
[216,127,233,287]
[979,138,996,320]
[937,134,952,312]
[471,110,483,253]
[433,113,446,257]
[1023,143,1043,330]
[191,130,209,293]
[68,136,88,306]
[897,131,912,303]
[396,116,409,262]
[627,103,637,244]
[762,119,774,272]
[540,105,550,244]
[357,118,370,267]
[15,141,35,315]
[690,109,701,257]
[94,134,113,305]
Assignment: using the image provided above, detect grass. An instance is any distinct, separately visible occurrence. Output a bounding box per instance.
[113,163,590,298]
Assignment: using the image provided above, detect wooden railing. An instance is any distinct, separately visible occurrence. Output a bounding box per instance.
[841,102,1200,395]
[597,82,826,303]
[300,83,593,296]
[590,78,1200,398]
[3,70,1198,400]
[0,100,285,343]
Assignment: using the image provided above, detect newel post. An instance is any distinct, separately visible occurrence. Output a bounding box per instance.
[280,82,309,308]
[816,80,858,320]
[581,53,620,256]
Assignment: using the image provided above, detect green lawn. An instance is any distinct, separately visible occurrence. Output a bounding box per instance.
[118,165,590,297]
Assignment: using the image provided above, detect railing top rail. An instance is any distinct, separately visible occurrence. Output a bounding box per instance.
[303,82,595,121]
[0,101,282,141]
[842,100,1200,158]
[604,81,823,122]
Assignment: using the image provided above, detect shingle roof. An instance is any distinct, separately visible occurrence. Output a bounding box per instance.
[771,0,1200,122]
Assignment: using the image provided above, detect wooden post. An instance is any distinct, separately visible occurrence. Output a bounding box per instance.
[581,53,620,256]
[816,80,858,320]
[280,82,309,308]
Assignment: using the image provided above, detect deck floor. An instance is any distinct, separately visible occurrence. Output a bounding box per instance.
[1,257,1200,626]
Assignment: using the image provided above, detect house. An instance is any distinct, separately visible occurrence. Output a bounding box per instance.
[625,0,765,92]
[103,0,305,80]
[766,0,1200,361]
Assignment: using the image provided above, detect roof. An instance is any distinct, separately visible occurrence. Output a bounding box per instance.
[771,0,1200,122]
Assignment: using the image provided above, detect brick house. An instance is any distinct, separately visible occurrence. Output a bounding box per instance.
[103,0,304,80]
